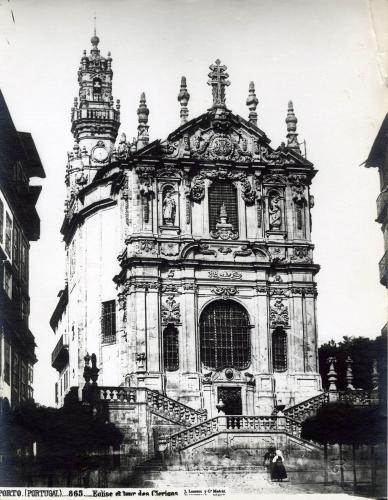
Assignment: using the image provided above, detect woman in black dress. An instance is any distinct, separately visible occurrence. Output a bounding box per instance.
[271,450,287,481]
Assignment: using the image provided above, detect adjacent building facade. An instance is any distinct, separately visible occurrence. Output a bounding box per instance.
[51,35,321,415]
[0,90,45,409]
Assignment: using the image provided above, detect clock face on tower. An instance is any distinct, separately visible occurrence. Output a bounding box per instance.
[92,143,108,163]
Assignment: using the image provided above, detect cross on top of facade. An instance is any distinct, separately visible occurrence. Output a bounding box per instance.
[208,59,230,108]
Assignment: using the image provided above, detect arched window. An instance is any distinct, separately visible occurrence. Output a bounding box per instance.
[163,325,179,371]
[200,300,250,370]
[208,181,238,234]
[272,327,287,371]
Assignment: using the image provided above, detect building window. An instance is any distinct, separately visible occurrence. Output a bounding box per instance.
[12,225,20,269]
[4,267,12,298]
[55,382,58,404]
[4,341,10,385]
[200,300,250,370]
[5,213,12,257]
[163,325,179,371]
[21,362,28,400]
[12,352,19,391]
[21,241,28,283]
[0,198,3,244]
[272,327,287,372]
[208,181,238,234]
[101,300,116,343]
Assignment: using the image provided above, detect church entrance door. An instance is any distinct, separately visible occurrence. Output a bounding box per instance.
[218,387,242,415]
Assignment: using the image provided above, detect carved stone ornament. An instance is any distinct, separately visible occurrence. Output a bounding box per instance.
[210,286,238,299]
[198,244,217,256]
[210,227,239,241]
[291,287,316,296]
[161,242,180,256]
[137,240,157,255]
[189,169,256,205]
[218,246,232,255]
[233,245,253,258]
[182,282,198,291]
[270,298,289,327]
[161,295,181,324]
[269,246,287,263]
[136,166,155,196]
[209,270,242,280]
[289,174,307,204]
[161,283,179,293]
[291,246,312,263]
[269,288,289,297]
[256,285,268,294]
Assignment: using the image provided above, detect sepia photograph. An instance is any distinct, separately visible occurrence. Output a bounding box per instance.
[0,0,386,497]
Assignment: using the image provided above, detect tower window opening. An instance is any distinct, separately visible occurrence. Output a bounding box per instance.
[101,300,116,343]
[200,300,250,370]
[272,327,287,372]
[163,325,179,371]
[208,181,238,234]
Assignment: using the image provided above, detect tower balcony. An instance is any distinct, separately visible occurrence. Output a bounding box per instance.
[51,334,69,372]
[379,249,388,287]
[376,189,388,224]
[71,107,120,123]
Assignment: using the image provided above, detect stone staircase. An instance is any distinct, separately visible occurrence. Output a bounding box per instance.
[165,414,320,454]
[282,388,378,423]
[283,391,329,422]
[100,386,207,427]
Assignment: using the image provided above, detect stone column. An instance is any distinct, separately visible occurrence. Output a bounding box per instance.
[290,291,304,372]
[304,291,318,372]
[146,281,160,375]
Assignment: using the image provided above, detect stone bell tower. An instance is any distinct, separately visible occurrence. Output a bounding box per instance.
[67,33,121,189]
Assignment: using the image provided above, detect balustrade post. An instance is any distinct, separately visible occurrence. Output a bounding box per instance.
[371,359,379,404]
[136,387,147,403]
[277,412,286,431]
[218,416,227,431]
[345,356,355,390]
[327,356,339,402]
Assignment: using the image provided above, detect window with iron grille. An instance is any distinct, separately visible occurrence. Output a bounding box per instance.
[5,213,12,257]
[101,300,116,343]
[4,341,10,385]
[200,300,250,370]
[163,325,179,371]
[12,224,20,269]
[208,181,239,234]
[272,327,287,371]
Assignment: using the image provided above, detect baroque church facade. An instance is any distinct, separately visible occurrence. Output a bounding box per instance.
[51,34,321,418]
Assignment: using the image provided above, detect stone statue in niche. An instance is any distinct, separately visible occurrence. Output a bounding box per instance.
[269,193,282,230]
[163,188,176,226]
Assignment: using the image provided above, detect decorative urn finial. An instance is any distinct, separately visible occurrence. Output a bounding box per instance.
[286,100,301,153]
[178,76,190,124]
[137,92,150,148]
[246,81,259,125]
[208,59,230,109]
[372,359,379,389]
[345,355,355,390]
[327,356,338,392]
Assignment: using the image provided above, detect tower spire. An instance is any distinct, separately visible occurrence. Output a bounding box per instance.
[286,100,301,153]
[208,59,230,109]
[69,34,120,188]
[246,81,259,126]
[137,92,150,149]
[177,76,190,124]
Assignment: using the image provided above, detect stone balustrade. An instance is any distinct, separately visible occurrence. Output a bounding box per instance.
[100,387,137,403]
[168,415,307,452]
[338,389,376,406]
[283,391,329,422]
[145,389,207,426]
